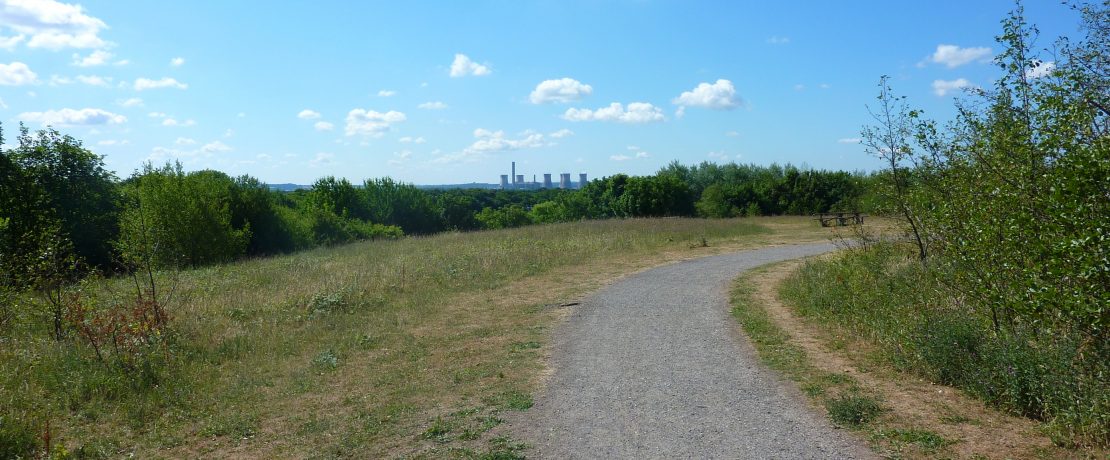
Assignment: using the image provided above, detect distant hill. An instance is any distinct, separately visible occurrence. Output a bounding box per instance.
[416,183,501,190]
[266,183,310,192]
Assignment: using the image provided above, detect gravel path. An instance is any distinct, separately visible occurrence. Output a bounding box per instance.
[509,242,875,459]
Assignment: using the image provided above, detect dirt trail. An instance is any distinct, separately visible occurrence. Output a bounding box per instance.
[508,243,874,459]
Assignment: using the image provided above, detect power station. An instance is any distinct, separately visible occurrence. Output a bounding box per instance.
[501,161,586,190]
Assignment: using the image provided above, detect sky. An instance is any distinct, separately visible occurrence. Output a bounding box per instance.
[0,0,1085,185]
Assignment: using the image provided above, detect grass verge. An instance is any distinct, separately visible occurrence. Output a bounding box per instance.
[730,256,1101,459]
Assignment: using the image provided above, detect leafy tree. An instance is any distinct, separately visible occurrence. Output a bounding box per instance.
[363,177,443,234]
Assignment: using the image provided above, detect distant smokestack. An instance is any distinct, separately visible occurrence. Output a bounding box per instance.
[543,173,552,188]
[500,175,509,189]
[560,173,571,189]
[578,173,587,189]
[511,162,516,185]
[516,174,525,185]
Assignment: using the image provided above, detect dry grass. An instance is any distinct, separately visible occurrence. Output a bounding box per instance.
[6,216,839,458]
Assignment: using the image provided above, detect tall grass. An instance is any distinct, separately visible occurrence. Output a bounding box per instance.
[780,243,1109,447]
[1,217,773,457]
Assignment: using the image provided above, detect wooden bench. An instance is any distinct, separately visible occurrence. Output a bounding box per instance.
[817,212,864,227]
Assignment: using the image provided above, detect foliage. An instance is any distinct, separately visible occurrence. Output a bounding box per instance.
[475,205,532,229]
[117,163,250,268]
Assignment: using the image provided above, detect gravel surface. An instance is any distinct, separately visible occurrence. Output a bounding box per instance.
[509,242,875,459]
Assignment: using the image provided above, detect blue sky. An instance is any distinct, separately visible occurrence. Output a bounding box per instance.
[0,0,1081,185]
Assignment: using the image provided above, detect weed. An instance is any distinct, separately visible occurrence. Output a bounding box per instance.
[873,428,954,453]
[422,417,453,442]
[826,394,884,427]
[312,350,339,370]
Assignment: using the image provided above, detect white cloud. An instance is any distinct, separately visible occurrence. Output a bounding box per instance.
[398,136,426,144]
[377,89,396,97]
[464,128,545,154]
[932,78,971,96]
[0,97,6,109]
[549,128,574,139]
[563,102,665,123]
[636,151,650,158]
[0,34,25,50]
[837,137,861,144]
[48,74,71,85]
[449,53,490,77]
[0,62,37,85]
[309,152,334,167]
[344,109,406,136]
[76,74,111,87]
[314,121,334,132]
[766,36,790,45]
[117,97,143,107]
[1026,60,1056,79]
[19,107,126,126]
[147,111,166,118]
[223,128,233,138]
[0,0,109,50]
[929,44,992,68]
[201,141,231,153]
[418,101,448,110]
[161,118,195,127]
[134,77,187,91]
[673,79,741,109]
[387,150,412,166]
[529,78,593,104]
[72,49,112,67]
[175,137,196,145]
[170,57,185,67]
[610,154,632,161]
[297,109,321,119]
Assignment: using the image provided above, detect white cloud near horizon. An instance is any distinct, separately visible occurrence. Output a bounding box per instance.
[418,101,448,110]
[134,77,187,91]
[673,79,741,110]
[932,78,971,96]
[837,137,861,144]
[563,102,664,123]
[345,109,406,136]
[929,44,991,68]
[72,49,112,67]
[449,53,491,77]
[298,109,321,119]
[0,0,110,50]
[549,128,573,139]
[0,61,37,85]
[529,78,592,104]
[19,107,126,126]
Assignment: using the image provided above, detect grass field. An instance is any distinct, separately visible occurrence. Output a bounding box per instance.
[2,216,833,458]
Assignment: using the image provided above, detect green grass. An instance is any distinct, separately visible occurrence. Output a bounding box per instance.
[779,243,1110,448]
[3,217,823,457]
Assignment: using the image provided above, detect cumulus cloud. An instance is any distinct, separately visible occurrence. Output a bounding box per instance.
[929,44,992,68]
[170,57,185,67]
[134,77,187,91]
[76,74,111,86]
[297,109,321,119]
[563,102,665,123]
[201,141,231,153]
[309,152,334,167]
[464,128,545,154]
[175,137,196,145]
[932,78,971,96]
[0,61,37,85]
[0,0,110,49]
[72,49,112,67]
[161,118,195,127]
[377,89,396,97]
[1026,60,1056,79]
[117,97,142,107]
[19,107,126,126]
[0,34,24,50]
[549,128,574,138]
[314,121,334,132]
[398,136,426,144]
[344,109,406,136]
[529,78,593,104]
[673,79,742,110]
[418,101,448,110]
[449,53,490,77]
